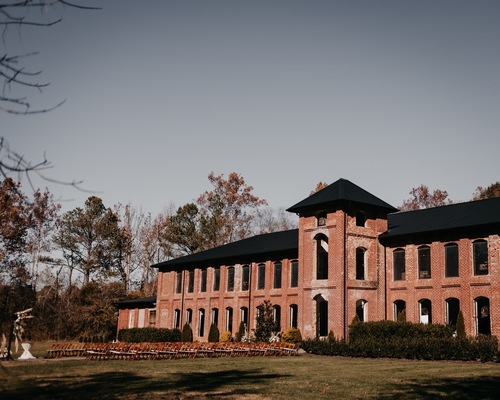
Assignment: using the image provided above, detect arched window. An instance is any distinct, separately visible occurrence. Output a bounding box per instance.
[393,249,406,281]
[290,304,298,328]
[186,308,193,325]
[394,300,406,321]
[418,246,431,279]
[356,299,367,322]
[240,307,248,326]
[315,234,328,280]
[273,305,281,331]
[211,308,219,326]
[475,297,491,335]
[241,265,250,291]
[419,299,432,324]
[473,240,488,275]
[356,248,366,280]
[445,243,459,277]
[198,309,205,337]
[174,309,181,329]
[445,298,460,328]
[314,295,328,337]
[225,307,233,333]
[273,262,282,289]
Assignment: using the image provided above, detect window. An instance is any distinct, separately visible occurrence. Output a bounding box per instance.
[200,268,207,292]
[273,262,282,289]
[473,240,488,275]
[128,310,135,328]
[317,212,326,226]
[475,296,491,335]
[257,264,265,290]
[393,249,405,281]
[198,309,205,337]
[242,265,249,291]
[316,296,328,337]
[175,271,182,294]
[290,260,299,288]
[148,309,156,327]
[187,270,194,293]
[211,308,219,326]
[445,243,459,277]
[227,266,235,291]
[394,300,406,321]
[273,305,281,330]
[186,308,193,325]
[225,307,233,333]
[446,298,460,328]
[356,211,366,227]
[213,267,220,291]
[419,299,432,324]
[418,246,431,279]
[138,309,146,328]
[174,309,181,329]
[356,299,367,322]
[290,304,298,328]
[240,307,248,326]
[316,234,328,280]
[356,247,366,280]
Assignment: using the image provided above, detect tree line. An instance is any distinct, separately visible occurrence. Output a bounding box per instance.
[0,172,296,342]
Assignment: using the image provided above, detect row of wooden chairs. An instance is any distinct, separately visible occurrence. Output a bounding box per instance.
[46,341,299,360]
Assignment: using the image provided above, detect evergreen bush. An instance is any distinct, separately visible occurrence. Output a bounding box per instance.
[181,323,193,342]
[456,311,466,339]
[117,327,181,342]
[208,323,219,342]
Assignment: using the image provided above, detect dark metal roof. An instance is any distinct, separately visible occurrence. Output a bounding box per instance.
[287,178,397,215]
[114,296,156,309]
[152,229,299,271]
[380,197,500,242]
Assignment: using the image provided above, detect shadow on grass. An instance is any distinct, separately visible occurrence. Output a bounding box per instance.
[1,368,286,399]
[378,375,500,399]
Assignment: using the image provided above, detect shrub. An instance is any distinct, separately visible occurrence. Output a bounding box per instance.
[456,311,466,339]
[254,300,280,342]
[181,323,193,342]
[281,327,302,343]
[208,323,219,342]
[219,330,233,342]
[117,327,181,342]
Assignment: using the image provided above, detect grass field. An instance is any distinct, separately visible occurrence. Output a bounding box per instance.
[1,342,500,399]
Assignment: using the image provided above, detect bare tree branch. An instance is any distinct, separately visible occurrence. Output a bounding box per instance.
[1,0,101,113]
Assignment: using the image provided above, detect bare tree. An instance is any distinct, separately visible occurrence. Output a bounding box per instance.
[1,0,100,114]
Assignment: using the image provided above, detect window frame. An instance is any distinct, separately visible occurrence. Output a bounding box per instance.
[473,240,488,276]
[418,245,431,279]
[393,248,406,281]
[273,261,282,289]
[444,243,459,278]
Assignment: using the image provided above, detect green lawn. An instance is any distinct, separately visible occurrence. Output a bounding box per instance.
[1,344,500,399]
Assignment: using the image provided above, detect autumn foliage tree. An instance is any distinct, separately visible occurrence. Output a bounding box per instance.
[472,182,500,200]
[197,172,267,247]
[400,185,453,211]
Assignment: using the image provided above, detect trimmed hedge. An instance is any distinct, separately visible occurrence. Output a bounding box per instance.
[117,327,181,343]
[301,321,499,362]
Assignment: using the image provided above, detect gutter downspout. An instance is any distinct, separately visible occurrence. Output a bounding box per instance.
[180,269,186,328]
[343,210,348,340]
[248,263,252,333]
[384,245,387,321]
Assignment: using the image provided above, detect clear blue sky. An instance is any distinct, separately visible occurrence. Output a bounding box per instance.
[2,0,499,216]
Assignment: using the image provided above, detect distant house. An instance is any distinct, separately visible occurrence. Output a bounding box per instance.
[115,296,156,331]
[117,178,500,340]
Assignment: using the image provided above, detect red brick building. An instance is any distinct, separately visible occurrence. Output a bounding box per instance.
[119,179,500,340]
